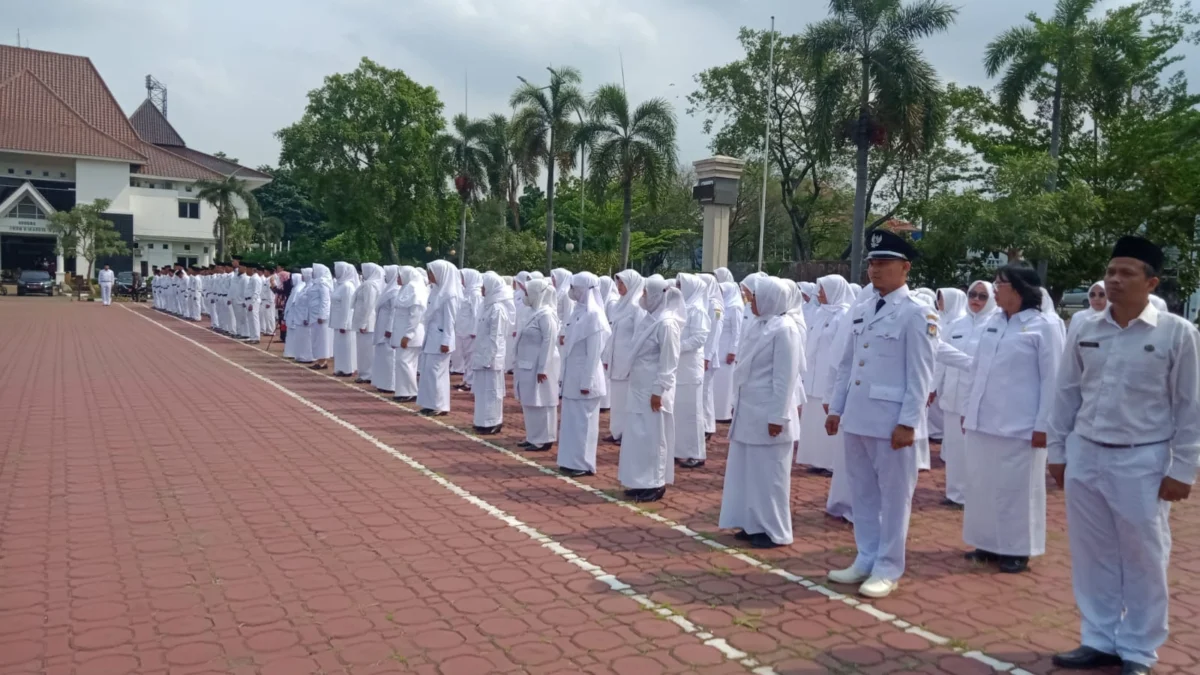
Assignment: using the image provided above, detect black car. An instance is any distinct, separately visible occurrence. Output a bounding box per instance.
[115,271,135,296]
[16,270,55,296]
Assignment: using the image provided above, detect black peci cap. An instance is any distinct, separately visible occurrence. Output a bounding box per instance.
[1111,235,1164,273]
[865,229,918,261]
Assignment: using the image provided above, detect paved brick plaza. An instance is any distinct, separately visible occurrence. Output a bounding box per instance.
[1,297,1198,675]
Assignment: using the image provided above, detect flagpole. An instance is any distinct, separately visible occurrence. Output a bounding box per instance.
[756,16,776,272]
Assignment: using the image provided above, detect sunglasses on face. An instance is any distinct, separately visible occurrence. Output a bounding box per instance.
[1089,291,1105,298]
[968,292,989,300]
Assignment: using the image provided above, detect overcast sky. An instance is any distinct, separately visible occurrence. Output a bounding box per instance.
[10,0,1197,172]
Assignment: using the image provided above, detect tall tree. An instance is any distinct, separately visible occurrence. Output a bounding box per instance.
[481,114,535,232]
[46,198,128,282]
[576,84,678,268]
[194,174,260,261]
[803,0,957,280]
[277,57,446,264]
[253,165,325,244]
[510,66,585,272]
[443,113,490,268]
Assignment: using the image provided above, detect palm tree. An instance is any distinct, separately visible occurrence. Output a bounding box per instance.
[984,0,1100,192]
[510,66,586,272]
[802,0,957,281]
[195,173,260,261]
[443,114,490,268]
[576,84,678,269]
[481,113,535,232]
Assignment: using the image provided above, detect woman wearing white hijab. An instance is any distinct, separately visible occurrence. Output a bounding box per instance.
[388,266,428,402]
[719,276,803,549]
[1065,281,1106,344]
[502,274,517,373]
[713,280,744,422]
[284,269,311,361]
[798,281,821,328]
[933,281,996,508]
[330,261,359,376]
[714,267,735,285]
[674,273,713,468]
[700,273,724,438]
[306,263,334,370]
[604,270,648,443]
[616,277,683,502]
[352,263,385,382]
[371,265,401,393]
[454,268,483,391]
[557,272,611,477]
[909,290,938,471]
[418,260,461,416]
[1149,293,1167,311]
[472,272,512,434]
[513,279,559,451]
[551,267,575,340]
[1040,288,1067,341]
[598,275,618,412]
[797,274,852,475]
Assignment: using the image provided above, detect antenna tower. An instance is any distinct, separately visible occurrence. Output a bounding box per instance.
[145,75,168,118]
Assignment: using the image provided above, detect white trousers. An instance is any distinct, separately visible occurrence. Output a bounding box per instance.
[99,282,113,305]
[719,439,794,544]
[608,379,630,441]
[356,333,375,380]
[333,330,357,375]
[843,432,918,581]
[941,413,967,504]
[712,361,735,422]
[262,303,276,335]
[1066,434,1171,668]
[963,430,1046,557]
[417,352,451,412]
[825,431,853,522]
[391,347,417,397]
[473,369,505,427]
[245,306,261,342]
[928,401,944,440]
[702,368,716,433]
[795,397,835,471]
[557,397,600,472]
[618,409,674,489]
[522,405,557,445]
[673,382,705,460]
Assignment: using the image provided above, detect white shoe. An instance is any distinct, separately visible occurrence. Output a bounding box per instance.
[858,576,898,598]
[827,567,871,585]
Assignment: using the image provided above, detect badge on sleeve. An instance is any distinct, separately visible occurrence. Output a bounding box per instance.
[926,322,938,338]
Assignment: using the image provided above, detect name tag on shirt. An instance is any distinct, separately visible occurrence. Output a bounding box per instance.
[986,328,998,333]
[951,334,963,339]
[852,318,864,325]
[1079,341,1100,348]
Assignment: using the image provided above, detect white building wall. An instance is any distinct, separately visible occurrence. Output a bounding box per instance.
[74,159,131,211]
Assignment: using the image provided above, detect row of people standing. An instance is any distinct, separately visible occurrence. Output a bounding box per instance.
[152,259,283,342]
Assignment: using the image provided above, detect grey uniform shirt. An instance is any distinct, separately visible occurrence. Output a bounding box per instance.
[1048,302,1200,485]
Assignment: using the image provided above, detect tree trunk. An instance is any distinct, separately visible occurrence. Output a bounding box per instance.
[1046,72,1064,191]
[849,58,872,284]
[620,180,633,269]
[545,151,557,274]
[509,199,521,232]
[458,197,468,268]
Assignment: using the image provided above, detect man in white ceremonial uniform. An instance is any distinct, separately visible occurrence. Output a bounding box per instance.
[556,272,611,477]
[190,266,204,320]
[330,261,359,376]
[352,263,384,383]
[417,260,461,415]
[389,266,426,400]
[260,265,277,336]
[97,265,115,306]
[674,273,713,468]
[472,272,512,434]
[242,264,263,343]
[825,230,935,599]
[1049,236,1200,675]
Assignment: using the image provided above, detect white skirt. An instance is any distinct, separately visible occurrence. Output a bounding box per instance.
[451,335,471,374]
[333,330,357,375]
[392,346,418,397]
[825,431,853,523]
[473,369,505,427]
[292,322,313,362]
[618,410,675,489]
[557,397,600,472]
[417,352,451,412]
[608,379,630,440]
[928,402,945,440]
[703,368,716,433]
[963,430,1047,557]
[312,323,333,359]
[373,342,396,392]
[600,371,612,410]
[356,332,376,380]
[713,360,735,421]
[916,437,931,471]
[522,405,557,445]
[673,382,706,460]
[941,413,967,505]
[718,439,794,545]
[795,397,835,471]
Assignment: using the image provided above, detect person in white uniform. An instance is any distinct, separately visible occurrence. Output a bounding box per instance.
[472,272,512,434]
[97,265,115,306]
[455,268,483,391]
[720,276,803,549]
[825,230,936,599]
[616,277,683,503]
[307,263,334,369]
[556,272,611,477]
[514,279,559,452]
[797,274,852,475]
[389,266,427,402]
[598,275,619,412]
[674,273,712,468]
[700,273,723,439]
[933,281,997,508]
[330,261,359,376]
[418,260,460,416]
[1041,288,1067,342]
[371,266,400,393]
[351,263,384,383]
[501,275,517,375]
[939,265,1062,574]
[242,265,263,344]
[604,270,647,443]
[713,280,744,423]
[288,269,313,362]
[1049,236,1200,675]
[1065,281,1106,344]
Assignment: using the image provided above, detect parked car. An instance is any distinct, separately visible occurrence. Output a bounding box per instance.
[16,270,54,296]
[115,271,135,296]
[1060,286,1090,309]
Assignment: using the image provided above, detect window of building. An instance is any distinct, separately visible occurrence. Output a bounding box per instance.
[60,172,68,178]
[4,196,47,220]
[42,171,49,177]
[185,186,193,193]
[178,201,200,219]
[6,168,13,174]
[146,244,153,249]
[184,244,191,251]
[24,170,32,175]
[203,247,209,254]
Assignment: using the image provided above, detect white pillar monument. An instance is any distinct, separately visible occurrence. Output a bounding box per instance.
[692,155,745,272]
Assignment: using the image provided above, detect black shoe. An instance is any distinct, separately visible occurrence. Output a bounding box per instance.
[1051,646,1123,670]
[813,468,834,478]
[527,443,553,452]
[734,530,756,541]
[354,378,369,384]
[600,408,610,413]
[559,467,594,478]
[394,396,416,403]
[964,549,999,564]
[634,486,666,503]
[705,432,713,441]
[997,556,1029,574]
[517,441,533,448]
[603,436,620,444]
[716,419,732,424]
[750,533,784,549]
[679,458,706,469]
[1122,661,1152,675]
[940,498,964,510]
[475,425,503,436]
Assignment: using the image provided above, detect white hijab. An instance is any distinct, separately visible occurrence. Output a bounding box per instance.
[937,287,968,331]
[286,269,309,313]
[311,263,332,288]
[677,273,707,315]
[551,267,574,319]
[720,280,744,314]
[481,271,513,324]
[521,278,557,333]
[714,267,735,285]
[564,271,611,354]
[700,272,723,316]
[1040,288,1067,340]
[334,261,359,289]
[360,262,385,298]
[967,281,997,321]
[377,265,401,311]
[1073,281,1106,323]
[397,265,429,308]
[614,277,683,380]
[426,259,462,314]
[735,277,792,389]
[610,269,647,326]
[1149,294,1168,312]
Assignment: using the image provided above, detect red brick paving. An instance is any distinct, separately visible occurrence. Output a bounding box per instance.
[1,297,1197,675]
